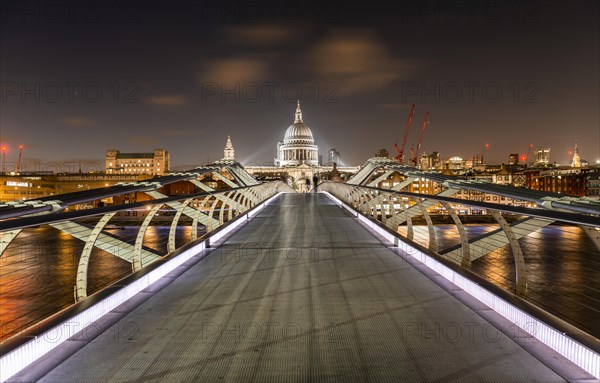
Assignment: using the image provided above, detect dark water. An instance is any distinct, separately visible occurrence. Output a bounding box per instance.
[1,224,598,342]
[0,225,203,341]
[396,223,599,338]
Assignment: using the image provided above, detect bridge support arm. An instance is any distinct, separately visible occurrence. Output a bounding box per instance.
[416,199,437,252]
[75,212,117,302]
[441,202,471,268]
[133,204,163,272]
[168,198,193,253]
[491,211,527,297]
[0,230,23,258]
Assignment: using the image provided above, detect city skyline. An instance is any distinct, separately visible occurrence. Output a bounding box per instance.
[1,1,598,168]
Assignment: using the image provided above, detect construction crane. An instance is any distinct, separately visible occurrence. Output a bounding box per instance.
[480,143,490,164]
[1,146,6,174]
[525,143,534,165]
[393,104,415,163]
[410,112,429,166]
[16,145,23,174]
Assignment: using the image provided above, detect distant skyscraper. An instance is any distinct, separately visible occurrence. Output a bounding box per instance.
[535,147,550,166]
[508,153,519,165]
[328,148,341,165]
[571,142,581,168]
[224,135,235,160]
[429,151,441,168]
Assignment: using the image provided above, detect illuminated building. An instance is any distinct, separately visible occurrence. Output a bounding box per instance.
[0,173,149,203]
[374,148,389,159]
[420,151,441,169]
[571,142,581,168]
[587,170,600,197]
[274,101,319,167]
[328,148,341,165]
[526,168,590,196]
[534,147,550,166]
[243,102,359,191]
[224,136,235,160]
[105,149,170,175]
[446,156,464,170]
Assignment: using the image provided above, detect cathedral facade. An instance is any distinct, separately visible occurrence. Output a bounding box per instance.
[274,101,319,167]
[225,102,359,192]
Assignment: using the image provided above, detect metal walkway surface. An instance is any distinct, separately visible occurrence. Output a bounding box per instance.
[33,194,573,382]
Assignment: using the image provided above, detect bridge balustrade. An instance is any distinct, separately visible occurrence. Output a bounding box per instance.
[0,180,292,343]
[320,181,600,339]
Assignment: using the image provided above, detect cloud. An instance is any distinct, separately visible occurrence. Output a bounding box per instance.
[145,95,188,107]
[60,117,95,127]
[310,29,415,94]
[197,25,306,89]
[199,58,267,85]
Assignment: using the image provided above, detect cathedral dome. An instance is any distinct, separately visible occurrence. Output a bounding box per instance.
[283,101,315,144]
[275,100,319,167]
[284,122,314,144]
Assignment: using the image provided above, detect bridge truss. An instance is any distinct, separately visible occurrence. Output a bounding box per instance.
[0,161,293,339]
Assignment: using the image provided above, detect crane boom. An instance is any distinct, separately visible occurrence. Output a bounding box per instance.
[526,144,533,165]
[16,145,23,174]
[412,112,428,166]
[393,104,415,163]
[1,146,5,174]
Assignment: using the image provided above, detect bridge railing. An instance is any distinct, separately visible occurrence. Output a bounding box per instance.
[0,180,292,343]
[320,181,600,339]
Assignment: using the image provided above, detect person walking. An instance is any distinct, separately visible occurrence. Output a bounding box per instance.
[305,178,310,193]
[312,175,319,192]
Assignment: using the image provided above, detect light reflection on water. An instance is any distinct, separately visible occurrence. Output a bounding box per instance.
[398,223,599,337]
[0,224,598,341]
[0,225,203,341]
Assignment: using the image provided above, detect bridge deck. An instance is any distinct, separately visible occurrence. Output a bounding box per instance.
[35,194,567,382]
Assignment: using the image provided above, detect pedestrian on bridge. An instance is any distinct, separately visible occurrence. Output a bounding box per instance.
[305,178,310,193]
[313,175,319,192]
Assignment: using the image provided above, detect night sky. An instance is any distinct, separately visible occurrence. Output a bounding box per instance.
[1,0,598,171]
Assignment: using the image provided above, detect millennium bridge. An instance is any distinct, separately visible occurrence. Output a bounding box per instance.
[0,158,598,382]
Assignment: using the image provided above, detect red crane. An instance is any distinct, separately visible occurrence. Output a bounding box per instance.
[411,112,429,166]
[16,145,23,174]
[393,104,415,163]
[525,144,533,165]
[1,146,6,174]
[480,143,490,164]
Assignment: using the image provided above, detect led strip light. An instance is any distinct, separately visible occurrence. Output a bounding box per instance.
[321,191,599,379]
[0,192,285,383]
